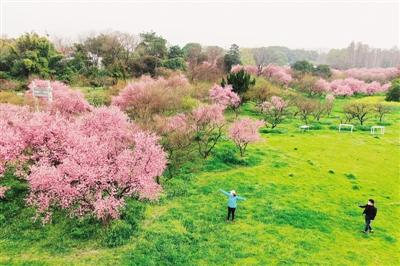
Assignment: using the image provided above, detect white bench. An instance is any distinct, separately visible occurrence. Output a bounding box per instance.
[339,124,354,133]
[299,125,310,132]
[371,126,385,135]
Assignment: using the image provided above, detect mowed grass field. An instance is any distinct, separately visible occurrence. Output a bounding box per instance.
[0,96,399,265]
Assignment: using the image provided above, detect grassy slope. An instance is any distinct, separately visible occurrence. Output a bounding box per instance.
[1,96,399,265]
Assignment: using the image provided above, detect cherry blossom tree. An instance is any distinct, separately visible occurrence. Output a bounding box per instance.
[326,77,391,96]
[261,64,293,86]
[112,75,190,122]
[229,118,263,156]
[0,104,167,223]
[27,79,91,116]
[329,79,354,96]
[191,104,225,158]
[209,84,241,115]
[315,78,331,94]
[259,96,288,128]
[344,67,400,82]
[231,64,259,76]
[154,113,195,178]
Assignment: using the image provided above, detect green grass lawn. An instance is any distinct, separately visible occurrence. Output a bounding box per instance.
[1,96,399,265]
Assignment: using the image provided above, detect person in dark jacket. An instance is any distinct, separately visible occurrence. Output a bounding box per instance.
[359,199,377,233]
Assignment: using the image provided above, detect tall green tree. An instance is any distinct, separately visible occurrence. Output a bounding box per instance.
[221,69,255,97]
[224,44,241,72]
[5,33,63,79]
[137,32,167,59]
[291,60,314,74]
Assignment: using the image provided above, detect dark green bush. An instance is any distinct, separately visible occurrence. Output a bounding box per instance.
[356,125,370,131]
[310,123,323,130]
[214,148,246,166]
[260,128,287,134]
[102,220,133,247]
[385,79,400,102]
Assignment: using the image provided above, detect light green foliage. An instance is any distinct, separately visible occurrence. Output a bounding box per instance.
[2,33,64,79]
[239,48,256,65]
[78,87,112,106]
[0,96,399,265]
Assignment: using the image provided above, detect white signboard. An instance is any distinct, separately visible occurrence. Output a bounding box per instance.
[32,81,53,102]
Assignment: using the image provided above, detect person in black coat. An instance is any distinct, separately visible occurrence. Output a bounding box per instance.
[359,199,377,233]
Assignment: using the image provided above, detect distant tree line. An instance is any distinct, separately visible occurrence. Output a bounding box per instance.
[323,42,400,69]
[0,32,399,88]
[245,43,400,69]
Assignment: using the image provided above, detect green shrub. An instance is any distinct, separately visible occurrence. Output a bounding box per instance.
[221,69,255,96]
[310,123,323,130]
[102,220,133,247]
[356,125,370,131]
[385,79,400,102]
[377,121,391,126]
[260,128,286,134]
[214,147,246,166]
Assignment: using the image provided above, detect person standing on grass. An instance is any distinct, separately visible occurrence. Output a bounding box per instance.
[359,199,377,233]
[219,189,246,221]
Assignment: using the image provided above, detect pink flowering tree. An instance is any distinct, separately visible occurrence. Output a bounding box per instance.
[27,79,91,116]
[261,64,293,86]
[209,84,241,116]
[259,96,288,128]
[231,65,259,76]
[191,104,226,158]
[112,75,190,122]
[0,104,167,224]
[154,113,195,178]
[229,118,263,157]
[325,78,390,96]
[344,67,400,82]
[329,79,354,97]
[314,78,331,95]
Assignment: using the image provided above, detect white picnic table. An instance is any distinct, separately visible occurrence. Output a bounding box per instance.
[338,124,354,133]
[299,125,310,132]
[371,126,385,135]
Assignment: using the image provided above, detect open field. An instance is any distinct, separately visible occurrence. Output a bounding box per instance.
[1,96,399,265]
